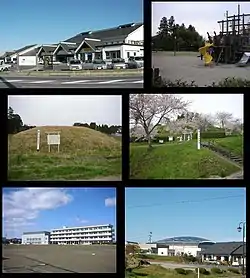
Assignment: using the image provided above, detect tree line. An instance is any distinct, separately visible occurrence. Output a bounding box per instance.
[152,15,204,51]
[8,107,121,135]
[73,122,122,135]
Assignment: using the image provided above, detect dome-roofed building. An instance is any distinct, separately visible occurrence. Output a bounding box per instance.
[147,236,216,257]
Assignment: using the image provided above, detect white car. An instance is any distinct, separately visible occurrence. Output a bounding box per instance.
[0,61,11,71]
[204,260,220,265]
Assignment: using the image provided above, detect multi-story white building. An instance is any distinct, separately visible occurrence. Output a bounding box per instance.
[22,231,50,245]
[50,224,115,245]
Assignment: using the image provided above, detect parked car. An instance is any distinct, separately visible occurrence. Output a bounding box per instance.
[0,60,12,71]
[204,259,221,265]
[127,56,144,68]
[110,58,127,69]
[82,60,107,70]
[69,59,83,70]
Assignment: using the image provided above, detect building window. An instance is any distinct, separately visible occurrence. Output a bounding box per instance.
[127,52,130,58]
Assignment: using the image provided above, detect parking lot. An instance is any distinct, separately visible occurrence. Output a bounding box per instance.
[152,51,250,86]
[2,245,116,273]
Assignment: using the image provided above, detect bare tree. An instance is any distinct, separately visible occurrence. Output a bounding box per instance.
[130,94,190,147]
[215,112,233,130]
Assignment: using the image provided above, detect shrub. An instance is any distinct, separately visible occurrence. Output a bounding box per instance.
[175,268,187,275]
[193,131,226,139]
[185,269,193,275]
[153,75,250,87]
[211,267,223,274]
[195,268,210,275]
[228,267,240,274]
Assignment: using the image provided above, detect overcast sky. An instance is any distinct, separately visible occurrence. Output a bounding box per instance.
[8,95,121,126]
[152,2,250,38]
[179,94,244,120]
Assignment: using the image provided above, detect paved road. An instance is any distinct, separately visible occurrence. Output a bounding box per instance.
[0,75,143,88]
[152,52,250,86]
[150,261,234,270]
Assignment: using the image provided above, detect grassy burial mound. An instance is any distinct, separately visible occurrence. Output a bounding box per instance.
[130,141,241,179]
[8,126,121,180]
[213,136,243,157]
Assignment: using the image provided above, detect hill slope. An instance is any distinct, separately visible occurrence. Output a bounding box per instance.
[9,126,120,154]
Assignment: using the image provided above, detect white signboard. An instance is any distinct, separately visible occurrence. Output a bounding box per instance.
[169,136,173,141]
[46,132,61,152]
[18,56,36,66]
[197,129,201,150]
[159,140,164,144]
[47,134,60,145]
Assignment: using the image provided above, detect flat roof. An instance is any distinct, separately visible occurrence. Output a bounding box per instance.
[23,231,50,235]
[51,224,112,231]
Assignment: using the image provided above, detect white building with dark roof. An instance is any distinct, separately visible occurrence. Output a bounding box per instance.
[22,231,50,245]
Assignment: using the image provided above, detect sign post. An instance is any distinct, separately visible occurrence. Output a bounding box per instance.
[46,132,61,153]
[37,129,40,151]
[197,129,201,150]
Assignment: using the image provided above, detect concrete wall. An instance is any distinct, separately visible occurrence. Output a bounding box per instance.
[22,233,50,244]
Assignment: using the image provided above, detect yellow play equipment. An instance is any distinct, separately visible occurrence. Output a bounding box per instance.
[199,42,214,65]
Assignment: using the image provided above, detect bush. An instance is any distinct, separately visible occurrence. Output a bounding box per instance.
[185,269,193,275]
[175,268,187,275]
[193,131,226,139]
[195,268,210,275]
[211,267,223,274]
[153,76,250,87]
[228,267,240,274]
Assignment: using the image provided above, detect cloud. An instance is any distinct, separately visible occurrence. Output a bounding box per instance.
[3,188,73,233]
[105,197,116,207]
[75,216,89,224]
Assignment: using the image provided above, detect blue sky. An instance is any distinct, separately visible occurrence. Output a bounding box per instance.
[126,187,246,243]
[0,0,143,52]
[3,187,116,238]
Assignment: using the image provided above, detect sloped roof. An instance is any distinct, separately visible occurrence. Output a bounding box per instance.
[14,44,37,54]
[0,51,15,58]
[65,22,143,44]
[200,242,243,255]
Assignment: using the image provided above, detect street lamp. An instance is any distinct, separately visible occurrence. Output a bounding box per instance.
[237,222,246,276]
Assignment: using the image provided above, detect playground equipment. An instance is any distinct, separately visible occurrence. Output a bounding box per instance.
[200,4,250,65]
[198,42,214,66]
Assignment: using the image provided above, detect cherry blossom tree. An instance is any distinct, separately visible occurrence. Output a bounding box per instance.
[130,94,190,147]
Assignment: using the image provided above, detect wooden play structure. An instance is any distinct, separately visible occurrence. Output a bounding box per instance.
[200,5,250,65]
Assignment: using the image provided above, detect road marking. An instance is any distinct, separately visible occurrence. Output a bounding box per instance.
[61,80,92,84]
[28,80,56,83]
[4,80,24,83]
[97,79,124,84]
[133,80,143,83]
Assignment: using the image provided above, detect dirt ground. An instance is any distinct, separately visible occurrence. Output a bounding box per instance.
[152,52,250,86]
[2,245,116,273]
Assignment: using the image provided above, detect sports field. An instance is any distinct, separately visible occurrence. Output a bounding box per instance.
[2,244,116,273]
[152,51,250,86]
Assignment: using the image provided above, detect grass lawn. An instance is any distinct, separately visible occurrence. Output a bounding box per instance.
[213,136,243,157]
[130,141,240,179]
[8,127,121,180]
[126,265,241,278]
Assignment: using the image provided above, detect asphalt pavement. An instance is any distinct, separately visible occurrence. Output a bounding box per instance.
[0,75,143,88]
[149,261,235,270]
